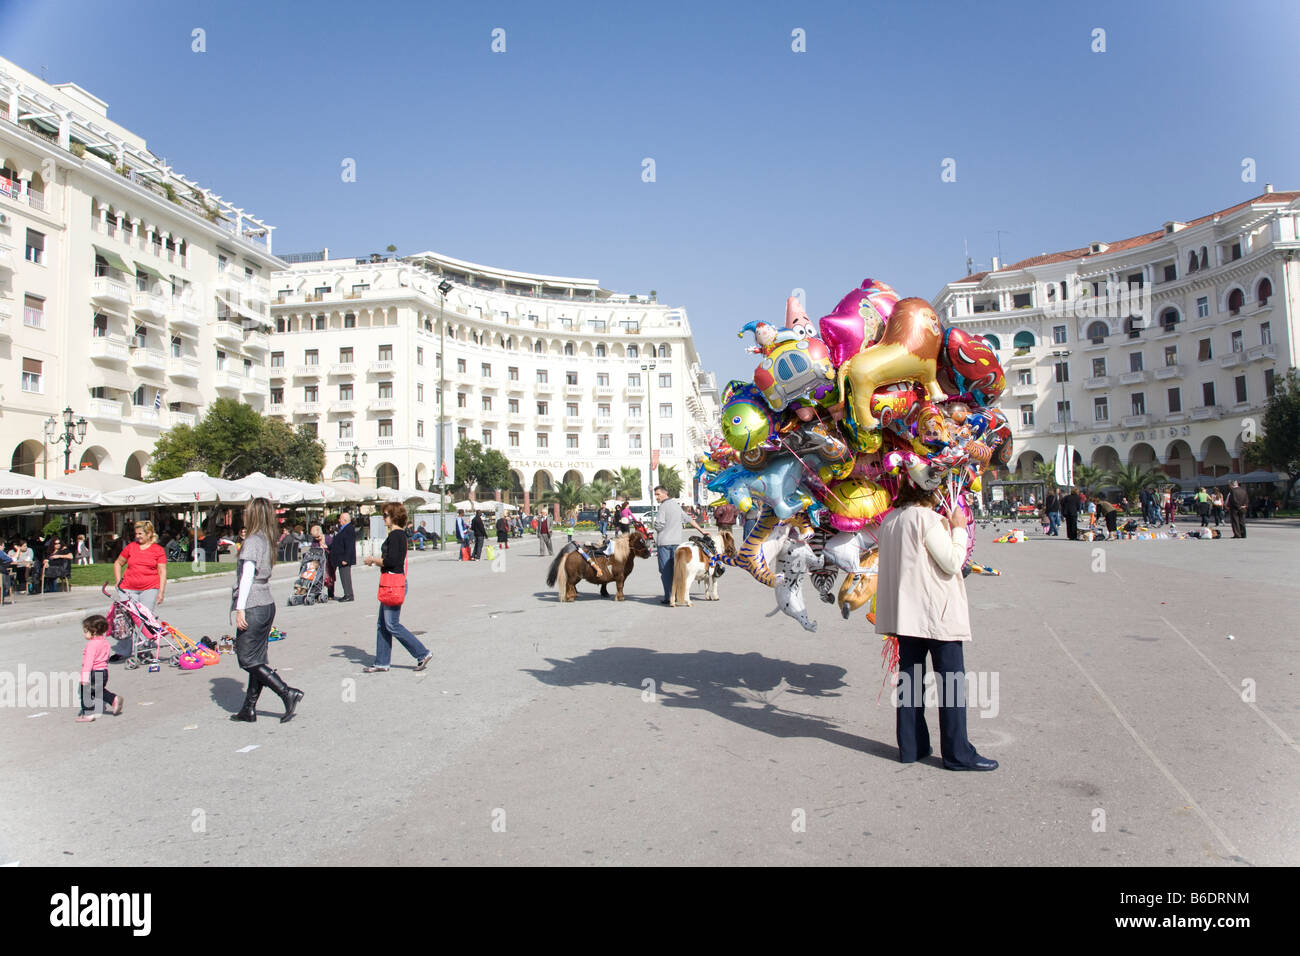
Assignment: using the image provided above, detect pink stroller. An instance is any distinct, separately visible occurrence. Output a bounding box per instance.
[103,584,184,669]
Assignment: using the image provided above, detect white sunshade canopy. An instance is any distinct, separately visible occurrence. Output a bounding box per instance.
[0,470,104,506]
[101,470,254,507]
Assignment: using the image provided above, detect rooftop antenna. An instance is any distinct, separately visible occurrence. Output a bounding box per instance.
[964,238,973,276]
[987,229,1010,264]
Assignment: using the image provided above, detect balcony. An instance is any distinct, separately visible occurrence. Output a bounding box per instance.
[213,370,244,392]
[535,381,556,394]
[536,415,554,427]
[240,376,263,397]
[596,448,613,456]
[246,365,268,384]
[268,364,287,380]
[329,363,357,377]
[1010,383,1037,398]
[594,418,615,430]
[506,380,525,393]
[564,415,585,427]
[564,384,584,397]
[624,417,643,428]
[1006,351,1037,368]
[168,300,201,332]
[130,291,168,322]
[294,402,323,416]
[0,312,9,339]
[625,385,646,398]
[127,407,162,431]
[269,401,286,415]
[90,335,130,364]
[86,398,124,423]
[213,320,244,345]
[1117,370,1148,385]
[128,347,167,375]
[1153,364,1183,380]
[1122,414,1150,428]
[478,378,500,391]
[328,400,356,414]
[244,330,271,353]
[1084,376,1110,389]
[1189,405,1221,421]
[170,411,197,428]
[375,438,396,448]
[90,277,131,310]
[294,364,323,378]
[593,385,615,398]
[1218,351,1246,369]
[1246,342,1276,362]
[1048,420,1079,434]
[367,398,397,412]
[368,360,396,374]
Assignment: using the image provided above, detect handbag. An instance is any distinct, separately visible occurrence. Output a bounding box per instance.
[377,556,408,607]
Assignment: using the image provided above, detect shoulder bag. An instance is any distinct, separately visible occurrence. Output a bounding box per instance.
[378,555,408,607]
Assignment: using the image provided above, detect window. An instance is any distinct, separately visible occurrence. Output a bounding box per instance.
[482,429,492,445]
[379,419,393,438]
[340,384,353,401]
[215,350,227,370]
[628,344,639,359]
[659,403,673,418]
[564,343,574,356]
[271,387,284,405]
[1159,308,1179,332]
[379,382,393,399]
[1230,241,1241,261]
[131,324,147,349]
[271,351,285,368]
[1091,358,1106,378]
[1055,401,1071,423]
[536,401,548,415]
[657,345,671,359]
[628,373,641,387]
[417,420,424,438]
[566,371,578,385]
[21,357,42,393]
[1129,352,1143,372]
[658,373,672,388]
[508,398,519,413]
[1052,326,1067,345]
[533,341,543,354]
[598,403,611,418]
[595,344,606,358]
[1196,296,1209,319]
[1053,361,1069,383]
[597,434,610,450]
[1257,278,1272,306]
[630,434,642,450]
[171,335,182,358]
[1202,382,1216,407]
[458,427,467,441]
[566,402,578,417]
[417,384,424,403]
[305,349,319,366]
[93,313,109,337]
[304,385,318,402]
[597,373,609,386]
[344,313,356,329]
[1227,289,1244,315]
[567,434,579,450]
[1168,388,1181,413]
[1086,321,1107,344]
[628,403,642,418]
[1131,393,1145,415]
[508,366,519,381]
[509,431,520,447]
[1230,330,1243,353]
[536,433,548,449]
[1164,346,1178,367]
[417,347,424,365]
[243,359,253,375]
[457,393,467,408]
[536,369,548,383]
[25,228,44,264]
[1124,317,1143,339]
[340,347,353,364]
[1014,293,1033,309]
[1265,369,1276,397]
[1163,264,1177,282]
[23,294,44,328]
[1094,397,1108,422]
[483,396,493,411]
[1198,339,1212,362]
[379,345,393,362]
[1260,322,1271,345]
[1235,375,1247,404]
[132,386,146,407]
[314,314,326,331]
[482,363,492,378]
[660,433,674,448]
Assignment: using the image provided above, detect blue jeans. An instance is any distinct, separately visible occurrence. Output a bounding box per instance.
[1047,511,1061,535]
[657,545,676,601]
[375,603,429,668]
[598,520,608,535]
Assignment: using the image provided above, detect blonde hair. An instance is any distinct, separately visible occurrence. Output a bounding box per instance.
[133,520,157,545]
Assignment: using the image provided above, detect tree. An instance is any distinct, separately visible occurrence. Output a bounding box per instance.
[615,466,642,499]
[1244,367,1300,503]
[588,478,615,506]
[1105,462,1164,504]
[258,419,326,482]
[1072,464,1106,494]
[149,398,326,480]
[658,464,684,499]
[1032,460,1057,489]
[543,479,589,517]
[452,439,511,498]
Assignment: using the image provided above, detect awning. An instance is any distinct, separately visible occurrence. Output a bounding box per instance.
[93,245,135,276]
[134,261,165,281]
[167,385,203,406]
[86,366,133,391]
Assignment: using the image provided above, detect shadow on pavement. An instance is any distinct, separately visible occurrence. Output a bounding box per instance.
[524,647,896,759]
[208,675,247,713]
[329,644,371,666]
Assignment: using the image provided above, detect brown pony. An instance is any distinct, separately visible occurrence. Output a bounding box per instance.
[546,531,652,602]
[670,531,737,607]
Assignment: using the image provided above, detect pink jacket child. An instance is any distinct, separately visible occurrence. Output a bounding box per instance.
[77,615,122,722]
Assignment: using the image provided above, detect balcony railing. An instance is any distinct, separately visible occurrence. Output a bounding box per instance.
[170,411,197,428]
[294,364,323,377]
[128,347,167,373]
[536,415,554,427]
[213,320,244,345]
[169,301,201,330]
[368,360,396,374]
[128,407,161,430]
[167,356,201,380]
[1118,370,1148,385]
[90,277,130,307]
[1154,364,1183,380]
[367,398,397,412]
[130,291,168,320]
[244,330,271,352]
[90,335,130,363]
[564,384,584,397]
[328,400,356,414]
[213,369,244,391]
[330,363,356,376]
[294,402,322,415]
[1121,413,1150,427]
[1010,383,1037,398]
[564,416,585,427]
[1048,420,1079,434]
[1247,343,1276,362]
[1218,351,1246,369]
[87,397,124,422]
[1084,376,1110,389]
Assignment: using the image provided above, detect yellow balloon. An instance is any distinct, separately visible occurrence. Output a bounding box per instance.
[824,477,892,521]
[970,475,982,493]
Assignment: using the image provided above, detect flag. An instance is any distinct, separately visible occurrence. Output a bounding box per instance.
[154,391,162,410]
[440,461,449,478]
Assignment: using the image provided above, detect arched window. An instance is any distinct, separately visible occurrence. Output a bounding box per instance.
[1013,330,1036,351]
[1227,288,1244,315]
[564,342,574,356]
[1159,308,1179,332]
[657,344,671,358]
[980,333,1000,351]
[1123,316,1142,339]
[1187,252,1199,273]
[595,343,606,357]
[627,344,639,358]
[1086,321,1108,343]
[533,340,544,354]
[1199,247,1209,270]
[1257,277,1272,306]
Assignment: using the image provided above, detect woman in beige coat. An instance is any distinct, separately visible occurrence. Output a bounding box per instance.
[875,479,997,771]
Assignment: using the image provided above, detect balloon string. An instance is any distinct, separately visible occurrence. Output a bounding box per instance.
[776,435,855,515]
[876,634,900,706]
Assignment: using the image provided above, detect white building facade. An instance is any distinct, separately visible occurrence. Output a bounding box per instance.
[932,190,1299,484]
[269,251,720,505]
[0,57,280,479]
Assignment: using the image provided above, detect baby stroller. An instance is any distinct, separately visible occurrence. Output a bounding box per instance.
[103,585,213,669]
[287,546,328,606]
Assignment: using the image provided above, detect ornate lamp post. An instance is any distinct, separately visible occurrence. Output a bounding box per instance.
[641,358,657,502]
[1052,348,1072,489]
[345,446,367,483]
[437,279,453,549]
[44,407,88,475]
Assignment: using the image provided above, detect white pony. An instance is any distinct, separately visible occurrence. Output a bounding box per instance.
[670,531,735,607]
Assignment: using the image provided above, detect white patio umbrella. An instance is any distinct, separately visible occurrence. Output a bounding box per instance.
[0,470,104,507]
[60,470,144,494]
[320,480,379,503]
[233,472,308,504]
[101,471,253,507]
[375,487,440,507]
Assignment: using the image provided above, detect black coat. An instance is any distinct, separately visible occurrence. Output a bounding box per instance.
[329,522,357,565]
[1061,493,1081,517]
[470,514,487,537]
[1045,494,1060,513]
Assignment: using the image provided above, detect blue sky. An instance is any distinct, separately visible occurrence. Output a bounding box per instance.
[4,0,1298,386]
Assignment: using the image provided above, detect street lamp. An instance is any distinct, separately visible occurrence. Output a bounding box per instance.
[345,446,367,483]
[437,279,453,550]
[44,407,88,475]
[641,358,657,502]
[1052,349,1072,489]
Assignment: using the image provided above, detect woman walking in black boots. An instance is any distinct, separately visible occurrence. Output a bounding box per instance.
[229,498,303,723]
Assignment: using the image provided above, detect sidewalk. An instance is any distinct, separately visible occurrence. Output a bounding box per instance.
[0,547,452,633]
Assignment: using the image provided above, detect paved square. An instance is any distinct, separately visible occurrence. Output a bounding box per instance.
[1,523,1296,866]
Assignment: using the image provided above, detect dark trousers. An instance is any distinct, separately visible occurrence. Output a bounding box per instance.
[895,636,977,766]
[79,669,118,715]
[1064,513,1078,540]
[330,563,354,599]
[1104,511,1118,534]
[473,534,486,559]
[1229,509,1246,538]
[657,545,676,600]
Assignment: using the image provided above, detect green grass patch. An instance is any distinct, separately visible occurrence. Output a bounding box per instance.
[70,562,234,588]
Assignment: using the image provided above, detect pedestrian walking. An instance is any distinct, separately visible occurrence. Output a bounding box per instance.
[361,502,433,673]
[327,511,357,601]
[1210,490,1224,527]
[229,498,303,723]
[1195,487,1211,527]
[1044,490,1061,536]
[495,513,510,550]
[536,509,553,555]
[652,486,707,605]
[714,501,738,539]
[1227,480,1249,538]
[112,521,167,654]
[76,614,121,722]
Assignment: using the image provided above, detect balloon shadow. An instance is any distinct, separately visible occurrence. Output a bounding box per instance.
[523,647,896,758]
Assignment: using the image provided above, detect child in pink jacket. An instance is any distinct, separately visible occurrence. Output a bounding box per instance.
[77,614,122,722]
